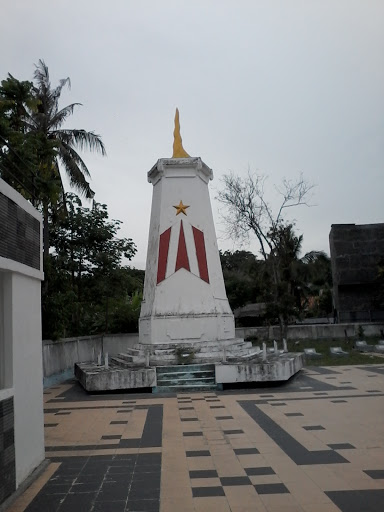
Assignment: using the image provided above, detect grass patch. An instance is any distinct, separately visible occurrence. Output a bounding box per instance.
[285,338,384,366]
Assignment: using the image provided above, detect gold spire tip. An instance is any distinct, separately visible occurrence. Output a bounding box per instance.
[172,108,190,158]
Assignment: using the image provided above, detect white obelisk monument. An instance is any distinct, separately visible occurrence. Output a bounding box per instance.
[139,109,235,346]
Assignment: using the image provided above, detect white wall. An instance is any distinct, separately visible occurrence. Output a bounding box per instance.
[11,272,45,485]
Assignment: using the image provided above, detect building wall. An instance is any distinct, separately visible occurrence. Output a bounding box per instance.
[329,223,384,322]
[11,272,45,485]
[0,178,44,504]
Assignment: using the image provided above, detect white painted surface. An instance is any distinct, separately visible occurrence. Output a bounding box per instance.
[140,158,235,344]
[11,272,45,485]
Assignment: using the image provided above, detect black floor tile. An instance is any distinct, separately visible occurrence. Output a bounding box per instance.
[186,450,211,457]
[179,407,194,410]
[43,483,71,495]
[223,429,244,434]
[110,421,128,425]
[363,470,384,479]
[234,448,259,455]
[189,470,218,479]
[192,486,225,497]
[245,467,276,476]
[97,489,129,502]
[126,499,159,511]
[136,453,161,466]
[183,431,203,436]
[215,416,233,420]
[220,476,251,486]
[119,439,140,448]
[303,425,325,431]
[254,483,289,494]
[331,400,347,403]
[101,435,122,440]
[326,489,384,512]
[129,487,160,500]
[328,443,355,450]
[180,418,199,421]
[92,501,126,512]
[285,413,303,417]
[271,403,286,406]
[24,493,63,512]
[59,492,97,511]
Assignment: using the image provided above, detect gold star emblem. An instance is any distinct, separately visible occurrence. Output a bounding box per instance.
[173,200,190,216]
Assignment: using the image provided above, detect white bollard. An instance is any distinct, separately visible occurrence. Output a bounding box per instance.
[146,349,150,367]
[105,352,109,369]
[262,342,267,361]
[273,340,278,353]
[222,347,227,363]
[97,352,102,366]
[283,338,288,353]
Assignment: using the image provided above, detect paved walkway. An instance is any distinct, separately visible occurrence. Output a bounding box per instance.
[7,364,384,512]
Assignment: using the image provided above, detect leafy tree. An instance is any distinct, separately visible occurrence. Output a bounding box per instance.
[300,251,333,317]
[217,171,314,339]
[29,60,106,259]
[0,61,106,261]
[0,75,39,199]
[220,250,265,310]
[43,193,141,338]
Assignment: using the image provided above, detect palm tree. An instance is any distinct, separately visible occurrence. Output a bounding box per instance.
[26,59,106,260]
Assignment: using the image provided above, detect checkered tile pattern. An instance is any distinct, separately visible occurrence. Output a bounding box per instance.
[6,364,384,511]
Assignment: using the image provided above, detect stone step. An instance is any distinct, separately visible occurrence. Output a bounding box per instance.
[199,342,252,353]
[157,370,215,381]
[110,356,133,368]
[117,352,134,362]
[153,384,217,393]
[134,338,246,352]
[157,377,216,387]
[156,363,215,374]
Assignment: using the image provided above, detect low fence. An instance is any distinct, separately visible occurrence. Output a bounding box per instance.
[42,322,384,386]
[236,322,384,341]
[42,333,139,386]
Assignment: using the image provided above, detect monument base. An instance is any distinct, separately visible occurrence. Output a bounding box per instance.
[74,352,304,393]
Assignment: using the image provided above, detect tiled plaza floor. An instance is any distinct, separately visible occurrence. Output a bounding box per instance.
[7,364,384,512]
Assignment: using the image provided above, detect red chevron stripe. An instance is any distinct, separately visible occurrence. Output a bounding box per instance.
[175,220,190,272]
[157,227,171,284]
[192,226,209,283]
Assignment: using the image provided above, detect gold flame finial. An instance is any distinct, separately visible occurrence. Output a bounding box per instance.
[172,108,190,158]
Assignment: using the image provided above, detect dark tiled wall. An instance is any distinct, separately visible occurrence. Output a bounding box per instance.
[0,192,40,270]
[329,223,384,319]
[0,397,16,506]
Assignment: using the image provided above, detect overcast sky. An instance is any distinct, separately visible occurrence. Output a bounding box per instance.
[1,0,383,268]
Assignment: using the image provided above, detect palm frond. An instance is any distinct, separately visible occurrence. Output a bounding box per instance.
[33,60,50,96]
[57,145,95,199]
[57,140,92,178]
[54,129,106,156]
[49,103,82,130]
[52,77,71,103]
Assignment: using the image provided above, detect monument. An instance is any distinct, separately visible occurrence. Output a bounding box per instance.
[139,109,236,349]
[75,111,303,392]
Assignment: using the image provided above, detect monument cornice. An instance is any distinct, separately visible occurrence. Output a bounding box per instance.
[148,157,213,185]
